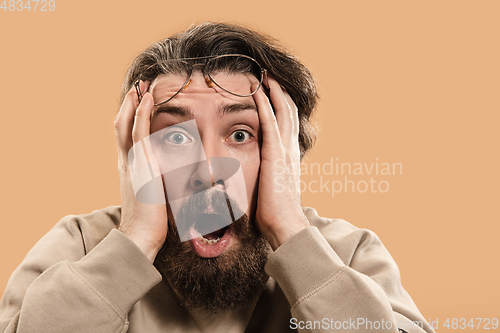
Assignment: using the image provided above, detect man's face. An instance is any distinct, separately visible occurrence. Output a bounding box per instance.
[149,70,272,312]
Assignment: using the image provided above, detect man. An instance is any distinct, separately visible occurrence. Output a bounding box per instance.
[0,23,434,332]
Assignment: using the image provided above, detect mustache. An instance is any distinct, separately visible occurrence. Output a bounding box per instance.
[172,188,245,239]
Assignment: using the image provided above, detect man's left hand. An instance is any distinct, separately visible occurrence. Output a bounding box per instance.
[252,77,311,250]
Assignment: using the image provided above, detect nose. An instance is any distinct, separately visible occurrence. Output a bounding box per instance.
[189,137,226,191]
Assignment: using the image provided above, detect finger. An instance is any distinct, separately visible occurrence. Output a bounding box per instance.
[282,91,301,162]
[129,91,165,204]
[115,86,139,152]
[131,91,159,181]
[267,77,294,142]
[138,80,151,99]
[130,133,165,205]
[114,80,151,153]
[266,77,300,160]
[252,82,283,155]
[132,91,154,144]
[283,90,299,137]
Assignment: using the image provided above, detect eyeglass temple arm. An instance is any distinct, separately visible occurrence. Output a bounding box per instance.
[134,80,144,103]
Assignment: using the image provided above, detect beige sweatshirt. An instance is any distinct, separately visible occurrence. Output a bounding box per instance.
[0,206,434,333]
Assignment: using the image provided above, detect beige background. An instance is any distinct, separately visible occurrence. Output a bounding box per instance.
[1,0,499,330]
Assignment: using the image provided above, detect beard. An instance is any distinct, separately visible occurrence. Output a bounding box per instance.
[154,189,272,314]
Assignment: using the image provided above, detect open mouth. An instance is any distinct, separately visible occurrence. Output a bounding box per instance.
[192,213,231,244]
[195,225,230,245]
[188,213,233,258]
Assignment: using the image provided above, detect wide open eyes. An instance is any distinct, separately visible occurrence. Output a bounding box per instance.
[158,124,254,149]
[165,131,192,145]
[228,130,252,144]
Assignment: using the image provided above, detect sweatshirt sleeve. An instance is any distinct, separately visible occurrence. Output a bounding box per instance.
[265,225,435,333]
[0,212,162,333]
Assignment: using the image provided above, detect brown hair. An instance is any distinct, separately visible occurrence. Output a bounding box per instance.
[121,22,318,159]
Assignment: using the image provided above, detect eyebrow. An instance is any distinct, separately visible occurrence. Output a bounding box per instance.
[152,105,193,122]
[151,102,257,122]
[221,102,257,117]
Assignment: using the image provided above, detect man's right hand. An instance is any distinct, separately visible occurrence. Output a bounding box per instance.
[113,80,168,263]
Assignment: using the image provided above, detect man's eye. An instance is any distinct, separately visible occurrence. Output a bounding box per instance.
[229,130,251,143]
[165,132,192,145]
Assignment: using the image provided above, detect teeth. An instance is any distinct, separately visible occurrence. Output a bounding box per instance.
[196,230,221,245]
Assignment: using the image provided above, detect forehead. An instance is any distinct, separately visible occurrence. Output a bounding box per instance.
[149,72,260,127]
[150,71,259,104]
